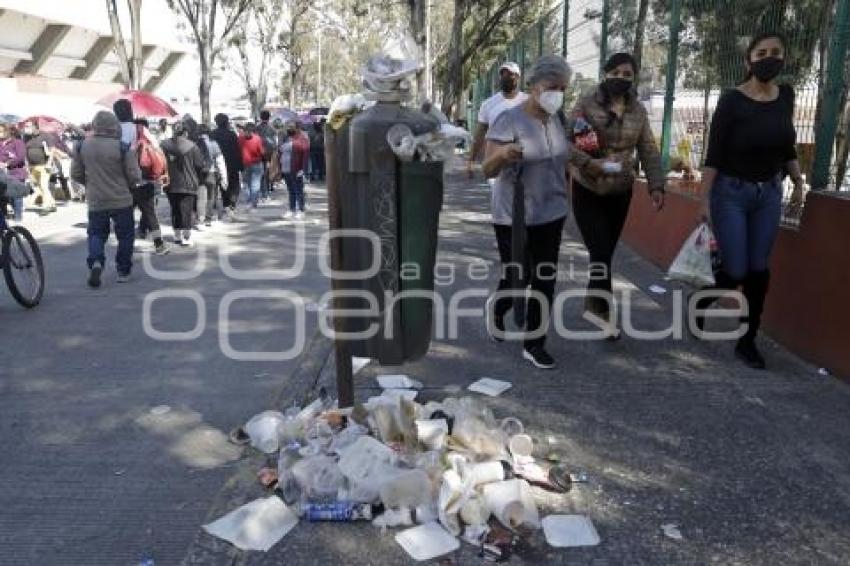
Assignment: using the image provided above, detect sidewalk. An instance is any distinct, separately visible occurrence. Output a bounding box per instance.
[182,163,850,565]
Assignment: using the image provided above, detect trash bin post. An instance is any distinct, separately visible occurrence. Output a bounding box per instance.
[325,123,355,408]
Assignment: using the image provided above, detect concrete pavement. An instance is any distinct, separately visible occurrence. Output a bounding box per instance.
[183,162,850,565]
[0,186,330,565]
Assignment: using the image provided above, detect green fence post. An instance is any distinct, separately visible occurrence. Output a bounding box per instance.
[812,0,850,191]
[562,0,569,58]
[599,0,610,78]
[659,0,682,171]
[538,20,544,57]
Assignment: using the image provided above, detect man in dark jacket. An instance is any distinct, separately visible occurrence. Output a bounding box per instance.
[211,113,242,219]
[256,109,277,201]
[71,111,143,287]
[307,120,325,182]
[161,121,206,247]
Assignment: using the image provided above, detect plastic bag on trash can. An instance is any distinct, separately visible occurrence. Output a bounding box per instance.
[668,223,716,287]
[244,410,287,453]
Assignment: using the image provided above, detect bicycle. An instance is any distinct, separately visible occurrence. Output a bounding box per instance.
[0,182,45,308]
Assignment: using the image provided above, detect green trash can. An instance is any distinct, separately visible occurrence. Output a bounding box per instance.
[327,100,444,365]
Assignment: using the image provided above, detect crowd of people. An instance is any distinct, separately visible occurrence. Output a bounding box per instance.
[2,31,800,373]
[0,103,328,287]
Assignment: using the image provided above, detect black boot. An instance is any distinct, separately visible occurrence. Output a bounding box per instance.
[692,271,739,334]
[735,270,770,369]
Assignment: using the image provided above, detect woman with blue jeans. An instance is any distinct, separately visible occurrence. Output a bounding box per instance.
[696,32,804,369]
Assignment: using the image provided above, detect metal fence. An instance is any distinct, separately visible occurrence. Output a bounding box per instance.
[468,0,850,223]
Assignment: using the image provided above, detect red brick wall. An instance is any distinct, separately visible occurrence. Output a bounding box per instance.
[622,182,850,380]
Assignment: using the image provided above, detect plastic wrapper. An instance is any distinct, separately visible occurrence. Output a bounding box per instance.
[380,469,433,509]
[244,410,288,454]
[291,456,344,501]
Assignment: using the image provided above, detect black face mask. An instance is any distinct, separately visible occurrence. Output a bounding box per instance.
[750,57,784,82]
[603,77,632,97]
[287,129,296,136]
[500,76,517,93]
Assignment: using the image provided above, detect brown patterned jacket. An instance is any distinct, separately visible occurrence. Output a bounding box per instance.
[566,88,665,195]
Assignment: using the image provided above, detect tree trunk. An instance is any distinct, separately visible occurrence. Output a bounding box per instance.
[440,0,464,116]
[129,0,143,89]
[407,0,427,100]
[700,78,711,166]
[199,54,212,125]
[633,0,649,85]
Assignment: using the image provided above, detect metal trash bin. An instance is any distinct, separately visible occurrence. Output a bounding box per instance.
[326,100,444,365]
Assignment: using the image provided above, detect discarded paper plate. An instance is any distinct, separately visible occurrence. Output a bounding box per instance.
[377,374,423,390]
[542,515,600,547]
[203,497,299,552]
[467,377,512,397]
[395,521,460,561]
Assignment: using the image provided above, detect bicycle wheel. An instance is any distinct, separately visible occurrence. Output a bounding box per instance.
[3,226,45,308]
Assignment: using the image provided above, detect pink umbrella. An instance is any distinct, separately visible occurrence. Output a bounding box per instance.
[96,90,178,118]
[20,115,64,133]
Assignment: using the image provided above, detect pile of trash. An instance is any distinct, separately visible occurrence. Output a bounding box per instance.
[206,376,599,561]
[387,122,472,163]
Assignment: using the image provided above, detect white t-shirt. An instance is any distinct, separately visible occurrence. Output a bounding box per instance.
[477,91,529,127]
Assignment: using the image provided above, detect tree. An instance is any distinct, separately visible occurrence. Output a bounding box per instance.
[438,0,547,117]
[166,0,252,123]
[278,0,312,109]
[229,0,287,117]
[105,0,144,89]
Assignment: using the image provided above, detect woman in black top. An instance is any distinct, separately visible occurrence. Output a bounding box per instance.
[696,32,804,369]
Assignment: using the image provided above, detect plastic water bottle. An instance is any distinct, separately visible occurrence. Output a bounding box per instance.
[300,502,373,521]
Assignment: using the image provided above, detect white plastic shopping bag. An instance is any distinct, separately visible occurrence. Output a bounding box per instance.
[667,223,715,287]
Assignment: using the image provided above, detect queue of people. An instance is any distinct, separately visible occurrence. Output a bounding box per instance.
[473,32,796,372]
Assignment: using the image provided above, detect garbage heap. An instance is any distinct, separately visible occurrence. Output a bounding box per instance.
[209,375,596,561]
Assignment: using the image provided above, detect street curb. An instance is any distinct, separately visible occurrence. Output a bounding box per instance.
[180,329,334,566]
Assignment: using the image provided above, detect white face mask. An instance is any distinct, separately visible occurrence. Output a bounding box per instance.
[538,90,564,115]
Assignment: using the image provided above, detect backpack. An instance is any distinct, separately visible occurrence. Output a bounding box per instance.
[259,124,277,159]
[136,125,167,179]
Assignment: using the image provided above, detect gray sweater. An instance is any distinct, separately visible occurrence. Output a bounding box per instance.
[71,111,142,212]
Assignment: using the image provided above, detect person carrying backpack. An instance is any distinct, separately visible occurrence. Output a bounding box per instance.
[133,118,169,255]
[161,121,206,247]
[71,111,143,287]
[195,123,226,227]
[257,109,278,201]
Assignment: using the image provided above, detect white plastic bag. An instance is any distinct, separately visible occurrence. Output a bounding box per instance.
[244,411,287,453]
[667,223,716,287]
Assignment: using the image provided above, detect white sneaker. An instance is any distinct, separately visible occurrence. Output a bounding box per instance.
[283,210,294,219]
[295,211,305,221]
[183,237,195,248]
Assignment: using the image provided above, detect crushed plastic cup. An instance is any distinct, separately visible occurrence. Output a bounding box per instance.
[467,461,509,487]
[482,479,540,530]
[459,495,489,526]
[415,419,448,450]
[508,434,534,458]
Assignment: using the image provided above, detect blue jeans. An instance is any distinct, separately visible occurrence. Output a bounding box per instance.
[87,206,135,275]
[243,163,263,206]
[283,172,305,212]
[710,173,782,280]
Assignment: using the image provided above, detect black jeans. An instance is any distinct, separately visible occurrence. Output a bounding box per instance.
[493,216,565,349]
[572,182,633,302]
[223,167,241,209]
[310,150,325,181]
[167,192,195,231]
[133,183,161,241]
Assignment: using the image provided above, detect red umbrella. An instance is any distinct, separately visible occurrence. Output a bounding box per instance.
[96,90,178,118]
[20,115,64,133]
